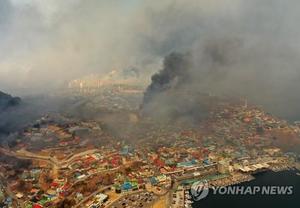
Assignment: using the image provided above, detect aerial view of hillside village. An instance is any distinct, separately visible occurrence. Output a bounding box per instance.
[1,75,300,208]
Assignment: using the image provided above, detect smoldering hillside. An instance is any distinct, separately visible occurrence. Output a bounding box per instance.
[0,94,84,144]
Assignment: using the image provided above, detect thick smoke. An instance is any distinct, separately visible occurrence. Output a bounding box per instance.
[144,52,191,104]
[1,0,300,119]
[142,0,300,121]
[142,52,203,123]
[142,49,227,122]
[0,95,56,138]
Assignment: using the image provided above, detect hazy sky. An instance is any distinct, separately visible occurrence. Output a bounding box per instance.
[0,0,245,93]
[1,0,300,115]
[0,0,148,93]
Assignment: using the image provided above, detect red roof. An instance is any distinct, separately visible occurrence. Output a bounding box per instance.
[154,158,165,167]
[85,156,96,164]
[138,178,144,184]
[111,158,120,166]
[51,182,59,188]
[61,183,70,191]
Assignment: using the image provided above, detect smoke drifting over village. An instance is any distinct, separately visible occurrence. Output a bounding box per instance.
[1,0,300,119]
[1,3,300,207]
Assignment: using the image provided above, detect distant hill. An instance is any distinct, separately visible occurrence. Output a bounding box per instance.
[0,91,21,112]
[0,91,22,139]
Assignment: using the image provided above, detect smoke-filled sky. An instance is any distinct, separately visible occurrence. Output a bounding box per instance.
[1,0,300,118]
[0,0,148,92]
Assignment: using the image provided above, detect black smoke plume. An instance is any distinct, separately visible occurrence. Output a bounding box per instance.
[142,52,216,123]
[143,52,191,104]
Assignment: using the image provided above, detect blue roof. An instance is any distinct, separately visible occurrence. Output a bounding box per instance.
[150,177,158,185]
[177,160,197,167]
[122,182,132,190]
[203,159,210,165]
